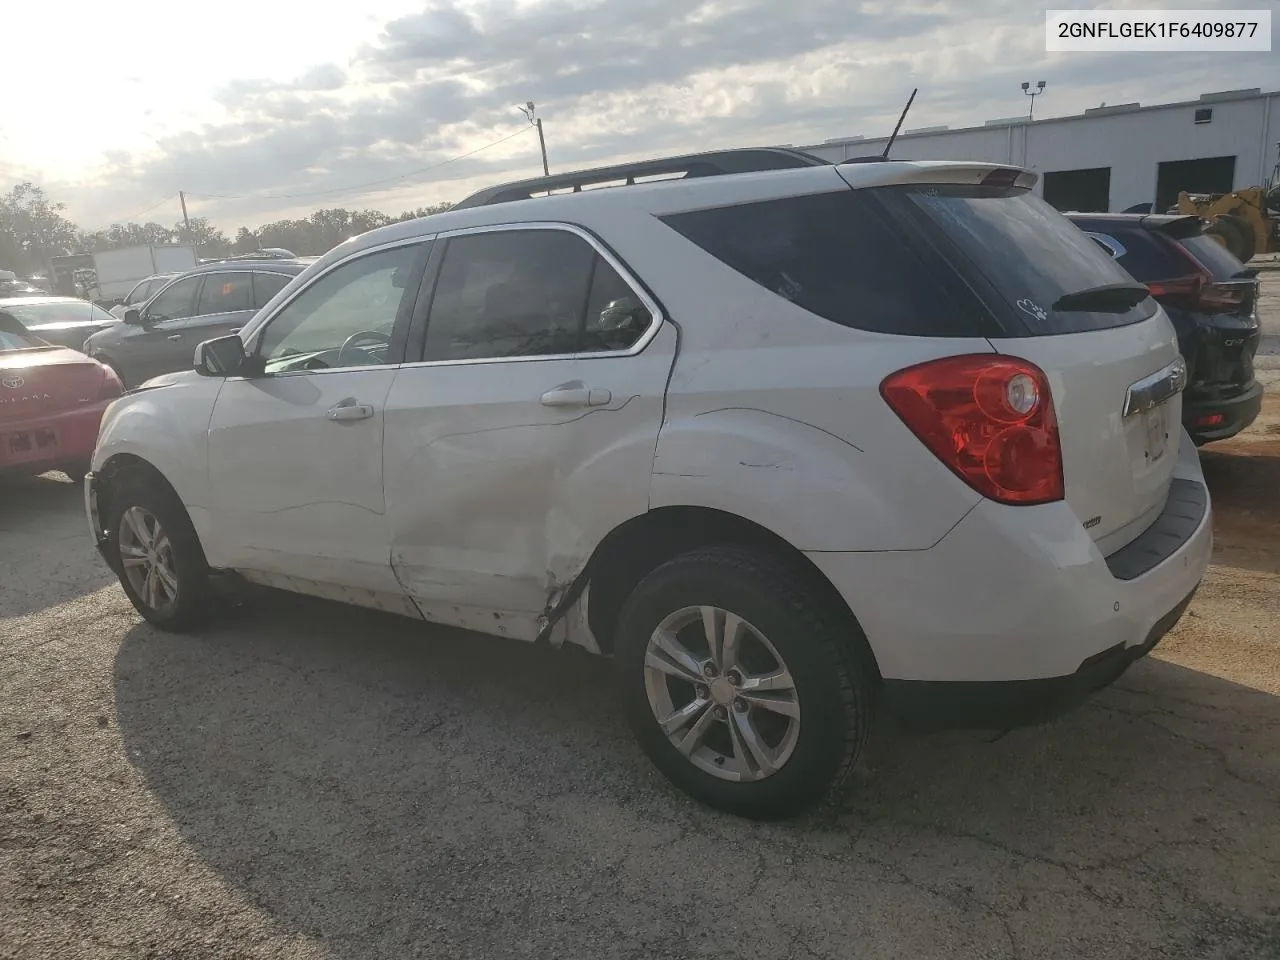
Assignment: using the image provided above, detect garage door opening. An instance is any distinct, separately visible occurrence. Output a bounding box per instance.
[1156,156,1236,213]
[1043,167,1112,212]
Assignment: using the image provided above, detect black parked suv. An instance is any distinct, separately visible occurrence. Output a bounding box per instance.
[1069,213,1263,445]
[82,259,308,387]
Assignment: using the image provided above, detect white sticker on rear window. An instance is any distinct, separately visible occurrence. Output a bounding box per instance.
[1017,299,1048,323]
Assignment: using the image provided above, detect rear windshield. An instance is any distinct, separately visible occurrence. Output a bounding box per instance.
[903,186,1156,335]
[1179,234,1247,282]
[0,313,46,351]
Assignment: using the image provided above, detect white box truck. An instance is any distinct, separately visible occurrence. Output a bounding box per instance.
[91,245,198,301]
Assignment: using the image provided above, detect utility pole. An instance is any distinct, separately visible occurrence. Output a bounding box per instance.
[519,101,550,176]
[179,191,191,232]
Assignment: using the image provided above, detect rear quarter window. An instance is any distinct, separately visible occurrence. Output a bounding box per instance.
[660,190,995,337]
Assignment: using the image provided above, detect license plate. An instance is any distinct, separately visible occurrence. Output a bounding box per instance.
[1144,403,1168,462]
[5,428,58,459]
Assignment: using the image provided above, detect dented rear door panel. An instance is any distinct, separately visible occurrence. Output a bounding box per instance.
[383,322,677,636]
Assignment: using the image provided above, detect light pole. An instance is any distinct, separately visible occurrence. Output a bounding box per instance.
[1021,80,1046,121]
[519,101,550,176]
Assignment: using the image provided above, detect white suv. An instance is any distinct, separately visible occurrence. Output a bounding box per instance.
[85,150,1211,819]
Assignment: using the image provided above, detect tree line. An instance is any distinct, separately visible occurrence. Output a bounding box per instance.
[0,181,454,276]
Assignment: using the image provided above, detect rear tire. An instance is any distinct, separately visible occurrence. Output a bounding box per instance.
[104,468,212,631]
[614,545,877,819]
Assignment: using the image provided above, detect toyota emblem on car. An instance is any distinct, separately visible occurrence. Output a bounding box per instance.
[2,375,25,389]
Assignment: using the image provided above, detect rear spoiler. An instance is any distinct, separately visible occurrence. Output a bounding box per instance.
[1144,214,1203,240]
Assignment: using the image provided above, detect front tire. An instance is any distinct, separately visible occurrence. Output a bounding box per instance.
[615,546,877,819]
[104,469,212,631]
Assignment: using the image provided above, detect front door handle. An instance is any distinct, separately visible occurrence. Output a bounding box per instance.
[166,334,183,341]
[540,383,612,408]
[325,399,375,422]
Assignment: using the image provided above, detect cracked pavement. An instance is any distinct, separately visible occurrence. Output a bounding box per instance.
[3,278,1280,959]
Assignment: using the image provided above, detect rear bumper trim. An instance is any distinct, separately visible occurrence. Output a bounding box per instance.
[1104,477,1208,581]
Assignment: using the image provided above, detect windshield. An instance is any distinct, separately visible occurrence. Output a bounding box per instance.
[899,185,1157,334]
[0,300,117,327]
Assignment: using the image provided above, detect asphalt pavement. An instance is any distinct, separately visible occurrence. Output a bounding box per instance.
[2,277,1279,959]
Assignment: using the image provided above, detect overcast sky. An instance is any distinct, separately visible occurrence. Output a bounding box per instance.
[0,0,1275,232]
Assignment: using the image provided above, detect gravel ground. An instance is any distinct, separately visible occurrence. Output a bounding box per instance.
[3,277,1279,959]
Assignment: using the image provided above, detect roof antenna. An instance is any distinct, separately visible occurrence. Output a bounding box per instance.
[881,88,918,160]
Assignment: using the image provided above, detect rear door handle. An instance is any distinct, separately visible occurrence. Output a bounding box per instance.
[166,334,183,341]
[325,399,375,422]
[540,383,612,408]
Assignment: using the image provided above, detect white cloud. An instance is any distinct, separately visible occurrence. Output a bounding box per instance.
[0,0,1274,232]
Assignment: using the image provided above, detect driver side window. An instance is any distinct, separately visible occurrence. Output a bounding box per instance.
[145,277,201,322]
[256,243,425,367]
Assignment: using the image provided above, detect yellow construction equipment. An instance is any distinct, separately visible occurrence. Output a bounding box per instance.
[1174,147,1280,262]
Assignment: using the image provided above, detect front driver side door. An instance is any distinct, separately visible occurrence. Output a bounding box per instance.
[205,240,431,596]
[117,275,204,385]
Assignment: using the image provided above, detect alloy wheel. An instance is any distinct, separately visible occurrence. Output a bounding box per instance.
[117,505,180,614]
[642,605,801,782]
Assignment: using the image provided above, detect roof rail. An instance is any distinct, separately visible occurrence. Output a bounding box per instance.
[453,147,831,209]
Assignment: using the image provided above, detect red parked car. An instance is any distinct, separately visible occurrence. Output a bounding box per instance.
[0,310,124,482]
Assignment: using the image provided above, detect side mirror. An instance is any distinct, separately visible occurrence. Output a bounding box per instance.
[194,335,247,377]
[123,308,144,325]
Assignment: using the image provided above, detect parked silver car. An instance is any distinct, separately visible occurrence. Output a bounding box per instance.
[84,260,308,386]
[0,296,119,350]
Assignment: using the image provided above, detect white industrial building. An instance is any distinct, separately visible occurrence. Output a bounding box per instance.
[798,88,1279,214]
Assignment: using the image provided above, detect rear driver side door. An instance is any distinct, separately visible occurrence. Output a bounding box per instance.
[383,224,675,635]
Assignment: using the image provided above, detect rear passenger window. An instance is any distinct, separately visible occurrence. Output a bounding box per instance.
[197,273,253,315]
[424,229,651,361]
[661,191,983,337]
[253,271,291,309]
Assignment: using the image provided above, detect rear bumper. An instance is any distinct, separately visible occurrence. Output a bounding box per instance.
[806,429,1212,728]
[881,586,1196,731]
[0,403,109,474]
[1184,381,1263,443]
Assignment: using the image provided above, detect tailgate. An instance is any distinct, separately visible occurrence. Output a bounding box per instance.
[891,180,1189,551]
[992,316,1184,547]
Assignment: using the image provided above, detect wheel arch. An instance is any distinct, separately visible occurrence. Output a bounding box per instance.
[94,453,197,553]
[582,504,878,676]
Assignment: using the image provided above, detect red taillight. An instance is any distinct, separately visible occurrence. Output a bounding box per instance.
[99,365,124,401]
[1194,413,1225,428]
[1146,275,1205,301]
[880,355,1064,505]
[1146,273,1241,314]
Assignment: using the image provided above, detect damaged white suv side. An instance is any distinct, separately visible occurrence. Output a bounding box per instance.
[87,150,1211,819]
